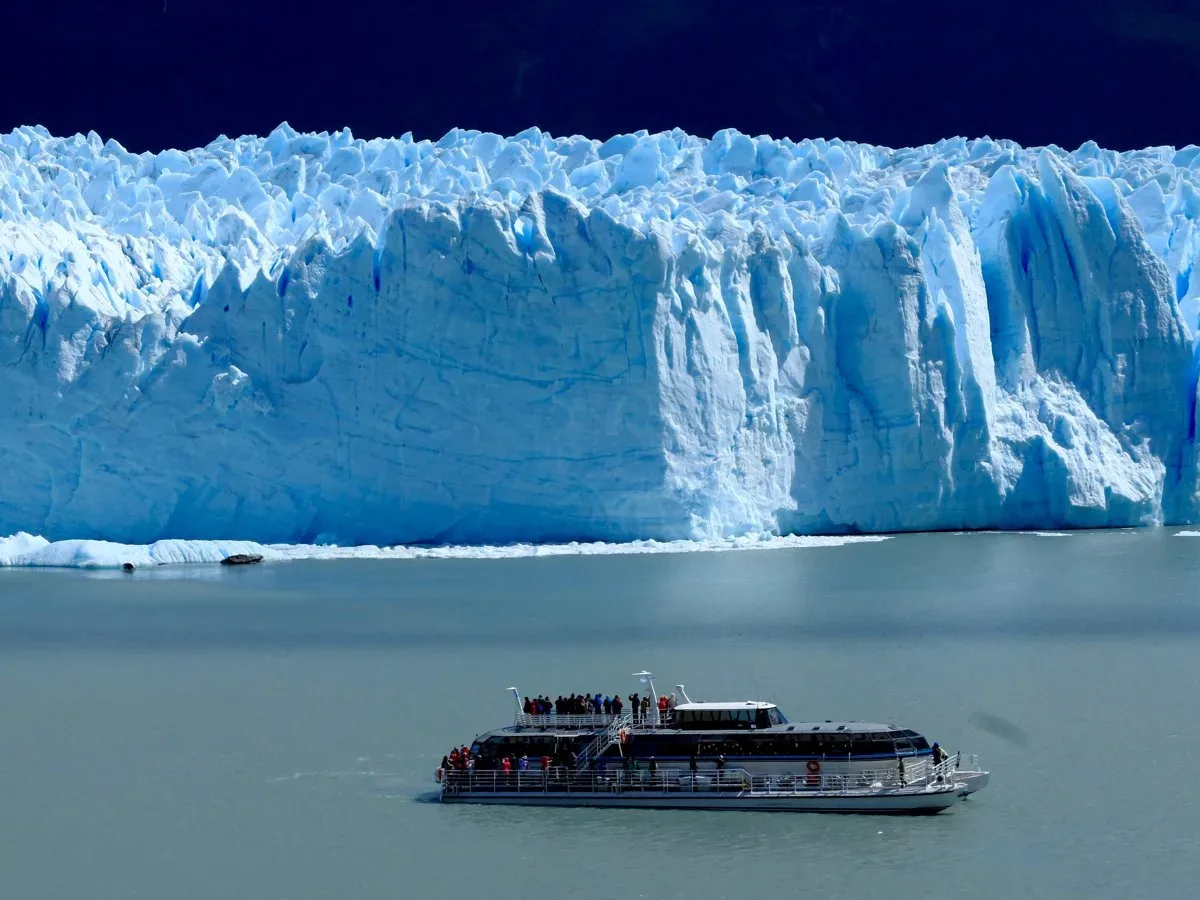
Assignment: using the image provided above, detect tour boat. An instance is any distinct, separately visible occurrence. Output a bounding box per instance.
[436,672,988,814]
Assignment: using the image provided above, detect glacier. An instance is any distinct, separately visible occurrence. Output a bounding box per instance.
[2,123,1200,546]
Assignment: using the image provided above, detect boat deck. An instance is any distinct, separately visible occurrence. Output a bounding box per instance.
[439,761,964,813]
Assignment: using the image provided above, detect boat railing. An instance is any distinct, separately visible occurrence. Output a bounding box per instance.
[514,710,674,730]
[953,752,984,772]
[442,763,959,796]
[576,714,632,770]
[898,756,930,782]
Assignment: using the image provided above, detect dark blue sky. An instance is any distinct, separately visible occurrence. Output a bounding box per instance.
[3,0,1195,152]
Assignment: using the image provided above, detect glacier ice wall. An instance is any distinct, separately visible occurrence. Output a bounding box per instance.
[2,124,1200,544]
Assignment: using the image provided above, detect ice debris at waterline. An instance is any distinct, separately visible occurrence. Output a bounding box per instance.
[0,532,888,569]
[3,125,1200,545]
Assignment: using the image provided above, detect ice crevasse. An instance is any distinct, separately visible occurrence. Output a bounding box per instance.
[2,123,1200,545]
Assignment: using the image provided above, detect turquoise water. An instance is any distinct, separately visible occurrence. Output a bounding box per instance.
[1,529,1198,899]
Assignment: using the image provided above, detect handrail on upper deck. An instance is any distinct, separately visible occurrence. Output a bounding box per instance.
[514,710,674,729]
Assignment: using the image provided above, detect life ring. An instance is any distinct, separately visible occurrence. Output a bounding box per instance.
[435,767,444,783]
[805,760,821,785]
[619,729,630,744]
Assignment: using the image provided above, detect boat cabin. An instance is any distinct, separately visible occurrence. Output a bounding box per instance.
[464,674,936,770]
[673,701,785,730]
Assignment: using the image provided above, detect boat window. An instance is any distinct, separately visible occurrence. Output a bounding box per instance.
[749,734,790,755]
[847,732,886,754]
[632,738,659,756]
[911,736,929,751]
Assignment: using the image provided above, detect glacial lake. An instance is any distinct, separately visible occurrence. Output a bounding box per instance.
[1,528,1198,900]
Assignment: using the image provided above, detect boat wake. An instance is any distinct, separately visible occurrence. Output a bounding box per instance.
[266,767,411,799]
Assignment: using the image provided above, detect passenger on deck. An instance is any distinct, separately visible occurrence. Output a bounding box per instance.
[648,757,658,774]
[593,693,602,714]
[603,696,612,715]
[657,695,669,714]
[541,755,551,771]
[611,695,623,716]
[519,754,529,771]
[629,693,639,722]
[932,742,949,765]
[501,756,513,773]
[716,753,726,773]
[641,696,650,719]
[523,697,532,715]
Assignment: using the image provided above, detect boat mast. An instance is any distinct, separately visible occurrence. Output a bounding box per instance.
[506,686,522,720]
[633,670,659,725]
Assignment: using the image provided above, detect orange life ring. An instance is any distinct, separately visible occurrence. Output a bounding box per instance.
[619,729,630,744]
[435,767,444,783]
[805,760,821,773]
[805,760,821,785]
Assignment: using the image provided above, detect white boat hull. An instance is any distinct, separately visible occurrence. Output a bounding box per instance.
[440,785,960,814]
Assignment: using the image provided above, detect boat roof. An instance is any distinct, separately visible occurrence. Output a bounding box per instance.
[674,701,775,711]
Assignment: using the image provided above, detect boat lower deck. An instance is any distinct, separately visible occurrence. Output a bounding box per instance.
[439,768,961,814]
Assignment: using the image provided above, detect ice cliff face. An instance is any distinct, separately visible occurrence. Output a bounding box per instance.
[2,124,1199,544]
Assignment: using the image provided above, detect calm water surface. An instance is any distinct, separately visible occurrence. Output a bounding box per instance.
[1,530,1198,899]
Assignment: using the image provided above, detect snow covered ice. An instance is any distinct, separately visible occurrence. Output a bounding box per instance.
[0,531,887,569]
[2,123,1200,548]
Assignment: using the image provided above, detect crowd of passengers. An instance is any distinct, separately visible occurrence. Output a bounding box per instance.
[440,744,568,775]
[522,692,677,720]
[442,744,721,776]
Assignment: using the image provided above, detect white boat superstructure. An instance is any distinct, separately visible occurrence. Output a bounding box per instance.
[436,671,989,814]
